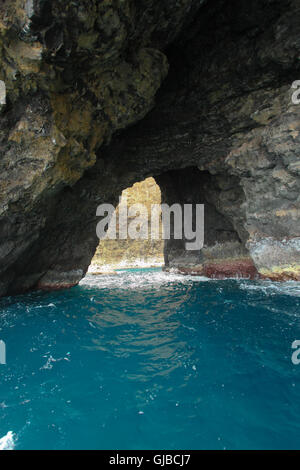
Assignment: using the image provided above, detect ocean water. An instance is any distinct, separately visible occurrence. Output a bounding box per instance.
[0,268,300,450]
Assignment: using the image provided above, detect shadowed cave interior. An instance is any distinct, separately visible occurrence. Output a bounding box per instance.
[91,166,256,279]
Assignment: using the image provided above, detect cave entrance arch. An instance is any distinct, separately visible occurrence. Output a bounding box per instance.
[89,166,258,279]
[1,162,259,297]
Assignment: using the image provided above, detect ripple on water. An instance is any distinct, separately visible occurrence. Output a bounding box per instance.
[0,268,299,449]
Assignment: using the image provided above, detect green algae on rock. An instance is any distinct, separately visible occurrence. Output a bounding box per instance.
[0,0,299,295]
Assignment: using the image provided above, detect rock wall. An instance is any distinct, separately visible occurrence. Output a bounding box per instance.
[91,177,164,270]
[156,167,258,279]
[0,0,299,295]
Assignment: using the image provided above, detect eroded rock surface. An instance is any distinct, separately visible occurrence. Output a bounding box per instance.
[0,0,299,295]
[91,177,164,270]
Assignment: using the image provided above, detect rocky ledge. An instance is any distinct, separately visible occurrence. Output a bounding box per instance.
[0,0,299,296]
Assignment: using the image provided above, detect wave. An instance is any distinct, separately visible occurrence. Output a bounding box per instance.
[79,269,210,290]
[239,280,300,298]
[80,269,300,297]
[0,431,15,450]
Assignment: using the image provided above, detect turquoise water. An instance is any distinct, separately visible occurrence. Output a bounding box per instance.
[0,268,300,450]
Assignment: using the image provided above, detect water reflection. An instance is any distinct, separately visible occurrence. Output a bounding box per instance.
[84,273,192,379]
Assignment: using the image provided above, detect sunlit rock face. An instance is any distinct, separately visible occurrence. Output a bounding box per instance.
[91,177,164,271]
[0,0,299,295]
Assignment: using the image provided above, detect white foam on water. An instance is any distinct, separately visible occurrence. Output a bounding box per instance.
[0,431,15,450]
[239,280,300,298]
[80,269,300,299]
[79,269,210,290]
[40,353,71,370]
